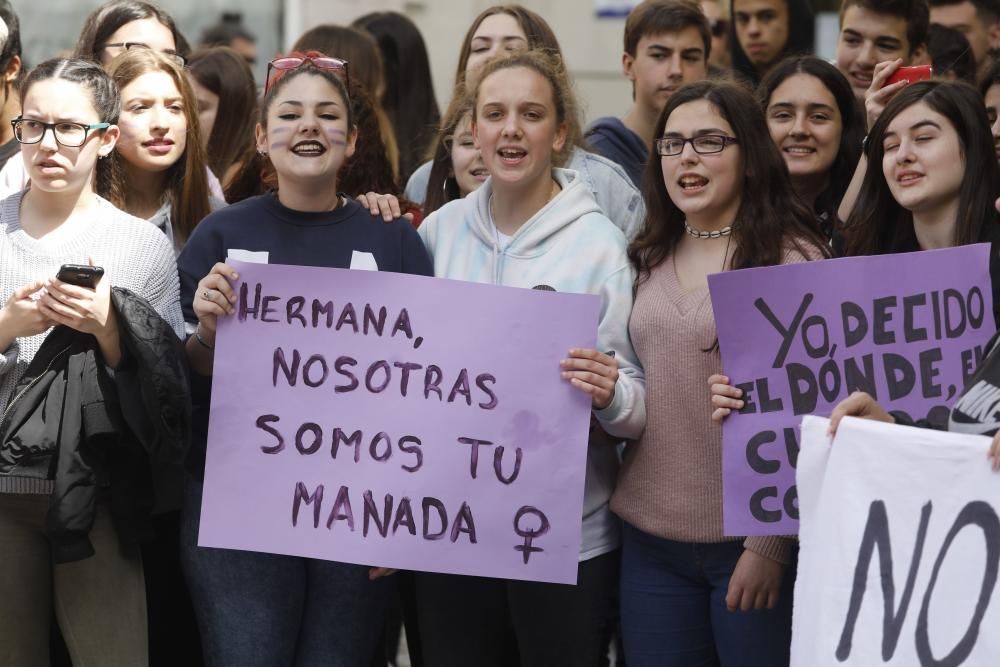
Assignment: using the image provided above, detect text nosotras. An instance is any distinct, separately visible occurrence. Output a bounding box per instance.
[239,281,499,410]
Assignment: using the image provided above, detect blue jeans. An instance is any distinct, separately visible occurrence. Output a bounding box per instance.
[179,475,391,667]
[620,523,795,667]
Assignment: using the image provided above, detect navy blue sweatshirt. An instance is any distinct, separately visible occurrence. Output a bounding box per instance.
[585,117,649,188]
[177,192,433,474]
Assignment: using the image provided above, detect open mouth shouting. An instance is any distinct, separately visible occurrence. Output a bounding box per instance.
[678,172,709,193]
[497,145,527,166]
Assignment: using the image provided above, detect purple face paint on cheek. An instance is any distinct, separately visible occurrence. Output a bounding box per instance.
[263,127,292,151]
[325,128,347,146]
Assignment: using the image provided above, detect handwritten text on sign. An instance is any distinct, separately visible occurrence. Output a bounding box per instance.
[708,245,995,536]
[198,261,599,584]
[793,417,1000,666]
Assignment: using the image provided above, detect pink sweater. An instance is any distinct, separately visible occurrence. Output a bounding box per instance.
[611,252,811,563]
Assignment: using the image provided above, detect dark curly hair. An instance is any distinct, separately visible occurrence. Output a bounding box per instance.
[340,78,419,209]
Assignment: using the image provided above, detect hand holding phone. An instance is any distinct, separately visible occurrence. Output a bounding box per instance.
[56,264,104,289]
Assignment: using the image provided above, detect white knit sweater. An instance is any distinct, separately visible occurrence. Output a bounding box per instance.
[0,190,183,494]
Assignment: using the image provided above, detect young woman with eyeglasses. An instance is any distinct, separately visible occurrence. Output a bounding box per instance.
[613,80,827,666]
[176,52,432,666]
[0,57,183,666]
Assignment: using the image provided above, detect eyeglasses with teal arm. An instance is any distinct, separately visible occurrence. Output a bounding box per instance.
[11,118,111,148]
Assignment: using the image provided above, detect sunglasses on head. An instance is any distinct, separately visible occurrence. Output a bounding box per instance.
[265,56,350,94]
[709,19,729,38]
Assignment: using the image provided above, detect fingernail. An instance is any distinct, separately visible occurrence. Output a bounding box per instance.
[737,401,744,408]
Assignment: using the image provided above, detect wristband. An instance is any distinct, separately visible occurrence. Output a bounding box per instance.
[194,326,214,350]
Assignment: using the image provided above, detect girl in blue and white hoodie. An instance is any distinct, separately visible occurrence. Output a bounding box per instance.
[415,49,645,667]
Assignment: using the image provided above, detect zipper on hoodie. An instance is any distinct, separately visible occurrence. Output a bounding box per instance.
[493,243,503,285]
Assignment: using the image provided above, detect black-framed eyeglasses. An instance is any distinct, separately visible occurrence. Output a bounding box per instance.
[265,56,350,94]
[12,117,111,148]
[100,42,186,67]
[709,19,729,38]
[655,134,739,156]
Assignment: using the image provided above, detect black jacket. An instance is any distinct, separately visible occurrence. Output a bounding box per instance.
[0,287,190,563]
[893,331,1000,436]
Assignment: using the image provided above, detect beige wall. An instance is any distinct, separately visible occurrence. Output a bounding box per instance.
[293,0,634,126]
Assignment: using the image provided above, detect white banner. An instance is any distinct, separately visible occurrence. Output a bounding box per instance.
[793,416,1000,666]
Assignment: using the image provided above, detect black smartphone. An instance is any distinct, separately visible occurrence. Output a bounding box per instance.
[56,264,105,288]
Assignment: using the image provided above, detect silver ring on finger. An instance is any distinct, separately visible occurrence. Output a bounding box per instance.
[202,289,213,301]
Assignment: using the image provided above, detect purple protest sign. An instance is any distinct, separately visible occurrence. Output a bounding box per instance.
[708,245,995,536]
[197,261,599,585]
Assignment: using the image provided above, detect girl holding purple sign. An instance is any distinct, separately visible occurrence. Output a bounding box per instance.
[415,49,645,667]
[712,83,1000,423]
[823,81,1000,453]
[176,52,433,666]
[841,80,1000,325]
[615,79,828,666]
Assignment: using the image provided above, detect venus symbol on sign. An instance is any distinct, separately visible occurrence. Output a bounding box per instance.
[513,506,550,564]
